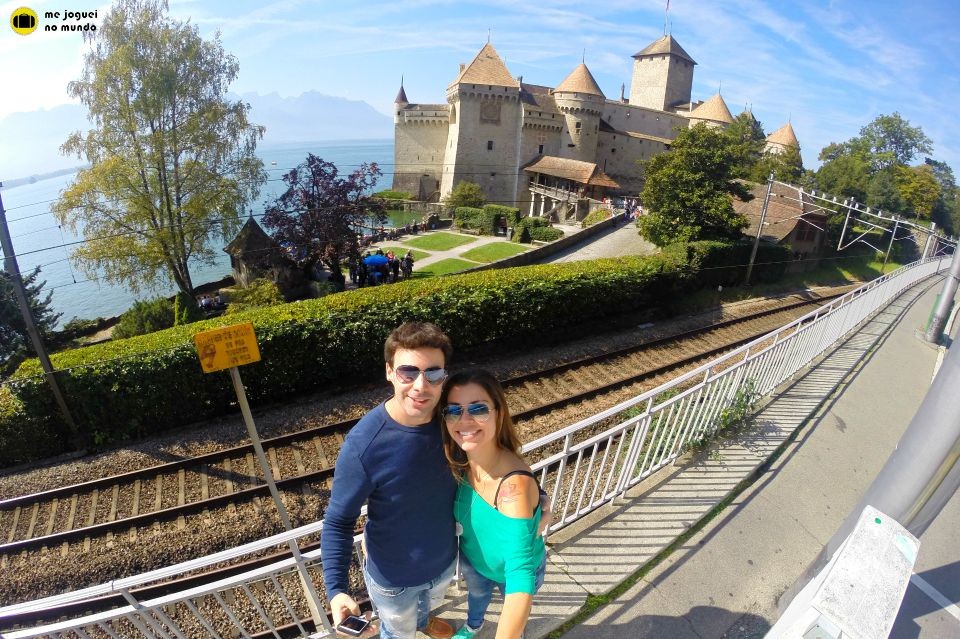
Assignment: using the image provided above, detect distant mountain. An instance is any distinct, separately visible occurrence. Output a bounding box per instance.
[0,92,392,184]
[237,91,393,143]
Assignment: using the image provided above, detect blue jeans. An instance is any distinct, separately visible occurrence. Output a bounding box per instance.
[364,559,456,639]
[459,552,547,630]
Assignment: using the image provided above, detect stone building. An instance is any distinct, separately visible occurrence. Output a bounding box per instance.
[393,34,799,221]
[223,217,305,298]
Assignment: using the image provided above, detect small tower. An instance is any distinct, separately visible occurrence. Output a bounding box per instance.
[687,92,734,129]
[394,77,409,125]
[629,34,696,111]
[765,122,800,155]
[553,62,605,163]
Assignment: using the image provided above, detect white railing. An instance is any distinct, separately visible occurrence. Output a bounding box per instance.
[1,256,948,639]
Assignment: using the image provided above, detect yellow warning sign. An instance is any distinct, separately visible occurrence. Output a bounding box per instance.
[193,323,261,373]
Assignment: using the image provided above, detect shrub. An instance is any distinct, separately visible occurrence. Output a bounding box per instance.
[113,298,175,339]
[174,292,204,326]
[225,279,284,315]
[454,207,485,232]
[374,190,412,200]
[482,205,522,235]
[512,216,552,243]
[528,227,564,242]
[582,209,613,228]
[444,181,486,209]
[662,240,790,286]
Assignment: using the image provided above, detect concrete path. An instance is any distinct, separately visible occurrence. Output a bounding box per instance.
[429,275,958,639]
[540,221,657,263]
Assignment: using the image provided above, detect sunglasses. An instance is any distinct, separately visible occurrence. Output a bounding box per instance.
[442,402,492,423]
[393,365,448,385]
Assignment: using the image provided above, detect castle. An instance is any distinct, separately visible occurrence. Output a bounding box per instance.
[392,34,798,222]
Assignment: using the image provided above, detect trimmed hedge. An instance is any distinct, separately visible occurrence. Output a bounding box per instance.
[0,240,791,466]
[374,190,412,200]
[453,207,485,232]
[528,227,564,242]
[581,209,613,228]
[455,205,521,235]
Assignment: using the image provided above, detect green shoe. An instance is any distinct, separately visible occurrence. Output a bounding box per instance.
[452,623,482,638]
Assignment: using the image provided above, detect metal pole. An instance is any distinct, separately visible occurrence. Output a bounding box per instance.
[837,204,852,251]
[0,185,83,447]
[882,218,899,273]
[228,366,330,632]
[924,247,960,344]
[743,173,774,287]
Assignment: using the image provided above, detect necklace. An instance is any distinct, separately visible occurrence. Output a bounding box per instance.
[470,452,502,488]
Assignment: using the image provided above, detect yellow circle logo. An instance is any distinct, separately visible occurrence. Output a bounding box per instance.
[11,7,38,35]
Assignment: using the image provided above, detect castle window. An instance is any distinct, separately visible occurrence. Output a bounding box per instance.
[575,121,582,130]
[490,172,496,177]
[487,140,494,150]
[612,148,616,153]
[538,144,544,154]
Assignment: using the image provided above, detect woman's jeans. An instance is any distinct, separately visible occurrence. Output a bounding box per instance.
[364,559,456,639]
[459,552,547,630]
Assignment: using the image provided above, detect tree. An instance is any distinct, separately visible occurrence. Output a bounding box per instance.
[262,155,385,290]
[1,268,62,374]
[865,169,905,215]
[859,112,933,170]
[443,181,486,209]
[53,0,266,297]
[750,144,804,183]
[926,158,959,235]
[638,123,752,247]
[895,164,941,219]
[814,152,871,203]
[724,111,766,176]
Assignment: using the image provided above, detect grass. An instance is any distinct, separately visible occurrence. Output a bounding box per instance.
[459,242,529,263]
[402,232,477,251]
[412,258,478,277]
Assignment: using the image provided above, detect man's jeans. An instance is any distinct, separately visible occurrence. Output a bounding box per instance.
[459,552,547,630]
[364,559,456,639]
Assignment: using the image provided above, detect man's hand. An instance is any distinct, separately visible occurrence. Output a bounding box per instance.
[537,493,553,536]
[330,592,361,626]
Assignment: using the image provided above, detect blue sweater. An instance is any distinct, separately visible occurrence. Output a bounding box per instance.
[321,403,457,599]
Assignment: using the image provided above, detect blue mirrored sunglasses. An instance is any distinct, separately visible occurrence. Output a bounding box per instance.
[394,365,447,385]
[442,402,492,422]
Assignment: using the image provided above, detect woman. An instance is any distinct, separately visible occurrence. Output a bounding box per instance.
[439,370,546,639]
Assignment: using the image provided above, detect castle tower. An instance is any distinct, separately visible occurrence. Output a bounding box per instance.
[687,92,734,129]
[765,122,800,155]
[629,35,696,111]
[553,63,605,163]
[440,42,522,204]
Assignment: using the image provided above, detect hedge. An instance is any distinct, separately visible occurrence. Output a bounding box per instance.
[528,227,565,242]
[455,205,521,235]
[453,206,485,232]
[662,240,790,286]
[0,240,790,466]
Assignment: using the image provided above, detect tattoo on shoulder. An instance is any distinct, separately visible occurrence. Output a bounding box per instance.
[498,481,521,504]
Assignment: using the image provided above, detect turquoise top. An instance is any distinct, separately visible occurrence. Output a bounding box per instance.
[454,481,546,594]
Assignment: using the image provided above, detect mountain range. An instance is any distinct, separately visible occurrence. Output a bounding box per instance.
[0,91,393,185]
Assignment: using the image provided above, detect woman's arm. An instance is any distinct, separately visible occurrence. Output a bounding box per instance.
[496,593,533,639]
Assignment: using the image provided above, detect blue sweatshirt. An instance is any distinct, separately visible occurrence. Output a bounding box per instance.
[321,403,457,600]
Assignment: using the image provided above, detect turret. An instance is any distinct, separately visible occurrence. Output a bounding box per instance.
[553,63,605,162]
[629,35,696,111]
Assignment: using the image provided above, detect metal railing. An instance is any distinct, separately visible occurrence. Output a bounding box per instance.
[1,255,948,639]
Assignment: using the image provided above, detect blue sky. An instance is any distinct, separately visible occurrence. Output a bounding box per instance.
[3,0,959,175]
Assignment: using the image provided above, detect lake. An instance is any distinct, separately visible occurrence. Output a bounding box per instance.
[1,139,394,325]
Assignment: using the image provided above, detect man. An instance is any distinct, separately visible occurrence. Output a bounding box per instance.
[321,322,457,639]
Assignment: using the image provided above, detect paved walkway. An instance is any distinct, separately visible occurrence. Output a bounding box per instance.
[429,275,958,638]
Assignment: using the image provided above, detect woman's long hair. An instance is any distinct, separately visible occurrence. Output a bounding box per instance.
[439,369,522,481]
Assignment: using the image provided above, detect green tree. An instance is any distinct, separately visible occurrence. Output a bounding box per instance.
[895,164,941,219]
[859,112,933,170]
[112,297,175,339]
[724,111,766,175]
[926,159,959,235]
[1,268,62,375]
[866,168,905,215]
[639,123,752,246]
[815,152,871,203]
[443,181,486,209]
[53,0,266,297]
[751,144,804,183]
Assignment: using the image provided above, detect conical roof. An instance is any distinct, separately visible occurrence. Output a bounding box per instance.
[555,63,605,97]
[449,42,520,89]
[689,93,734,124]
[224,217,280,257]
[766,122,799,147]
[632,35,696,65]
[395,83,409,104]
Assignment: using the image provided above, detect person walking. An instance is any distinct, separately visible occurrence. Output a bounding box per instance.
[440,370,547,639]
[321,322,458,639]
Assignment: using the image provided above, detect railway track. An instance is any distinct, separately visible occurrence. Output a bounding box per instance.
[0,292,840,561]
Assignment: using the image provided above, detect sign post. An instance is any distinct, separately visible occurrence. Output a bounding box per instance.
[193,323,330,634]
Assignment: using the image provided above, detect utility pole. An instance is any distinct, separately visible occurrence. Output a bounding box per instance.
[0,185,83,447]
[743,173,774,287]
[882,216,899,273]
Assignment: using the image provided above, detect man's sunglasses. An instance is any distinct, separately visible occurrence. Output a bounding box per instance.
[442,402,492,423]
[393,365,448,385]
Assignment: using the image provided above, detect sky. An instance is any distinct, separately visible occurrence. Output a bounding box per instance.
[2,0,959,177]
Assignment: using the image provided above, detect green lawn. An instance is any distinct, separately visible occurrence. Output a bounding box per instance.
[459,242,529,263]
[403,232,477,251]
[413,258,479,277]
